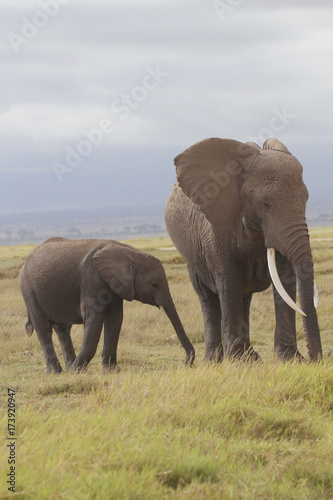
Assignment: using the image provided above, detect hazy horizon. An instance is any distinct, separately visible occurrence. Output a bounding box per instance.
[1,1,332,220]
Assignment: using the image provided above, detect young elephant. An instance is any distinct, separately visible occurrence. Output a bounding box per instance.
[19,237,195,373]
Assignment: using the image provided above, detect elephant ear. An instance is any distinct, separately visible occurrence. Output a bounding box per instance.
[92,244,136,301]
[263,138,291,154]
[175,138,260,228]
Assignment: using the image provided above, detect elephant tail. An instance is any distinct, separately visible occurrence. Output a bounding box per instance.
[25,316,34,337]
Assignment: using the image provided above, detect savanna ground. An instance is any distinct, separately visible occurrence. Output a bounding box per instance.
[1,228,333,499]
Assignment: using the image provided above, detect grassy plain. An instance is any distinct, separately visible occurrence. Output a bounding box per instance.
[0,232,333,499]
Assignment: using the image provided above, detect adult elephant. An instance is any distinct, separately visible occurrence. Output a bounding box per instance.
[19,238,195,373]
[165,138,322,362]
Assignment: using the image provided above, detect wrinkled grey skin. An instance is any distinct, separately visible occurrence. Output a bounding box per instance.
[19,237,195,373]
[165,138,323,362]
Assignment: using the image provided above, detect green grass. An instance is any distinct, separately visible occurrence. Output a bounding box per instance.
[1,233,333,499]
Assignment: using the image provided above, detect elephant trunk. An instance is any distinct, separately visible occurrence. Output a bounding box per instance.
[293,257,322,361]
[162,299,195,365]
[268,223,322,361]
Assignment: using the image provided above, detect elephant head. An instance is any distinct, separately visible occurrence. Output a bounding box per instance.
[93,244,195,364]
[175,137,322,361]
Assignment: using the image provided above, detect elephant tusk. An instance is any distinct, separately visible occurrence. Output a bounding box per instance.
[313,282,319,309]
[159,305,165,313]
[267,248,306,317]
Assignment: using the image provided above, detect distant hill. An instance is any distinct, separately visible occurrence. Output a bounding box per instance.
[306,190,333,226]
[0,206,167,245]
[0,192,332,246]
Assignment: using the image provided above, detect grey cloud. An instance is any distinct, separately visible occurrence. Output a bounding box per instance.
[0,1,332,214]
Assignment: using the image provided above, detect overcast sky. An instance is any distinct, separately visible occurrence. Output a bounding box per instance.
[1,0,332,214]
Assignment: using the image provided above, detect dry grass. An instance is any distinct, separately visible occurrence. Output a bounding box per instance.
[0,231,332,499]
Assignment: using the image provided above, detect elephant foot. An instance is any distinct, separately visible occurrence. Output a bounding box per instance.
[241,347,261,362]
[203,344,224,364]
[46,362,62,374]
[102,362,120,372]
[69,359,89,372]
[64,354,77,371]
[73,365,88,372]
[294,351,306,363]
[65,363,75,371]
[227,342,261,362]
[102,355,120,372]
[185,350,195,366]
[276,347,306,363]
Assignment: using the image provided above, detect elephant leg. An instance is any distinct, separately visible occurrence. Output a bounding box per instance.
[273,251,304,361]
[53,324,76,370]
[188,266,223,362]
[70,312,104,371]
[243,295,252,324]
[242,295,260,360]
[101,297,123,371]
[29,306,62,373]
[217,270,259,360]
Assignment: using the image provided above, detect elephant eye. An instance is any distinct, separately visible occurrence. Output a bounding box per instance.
[152,283,160,289]
[263,201,270,209]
